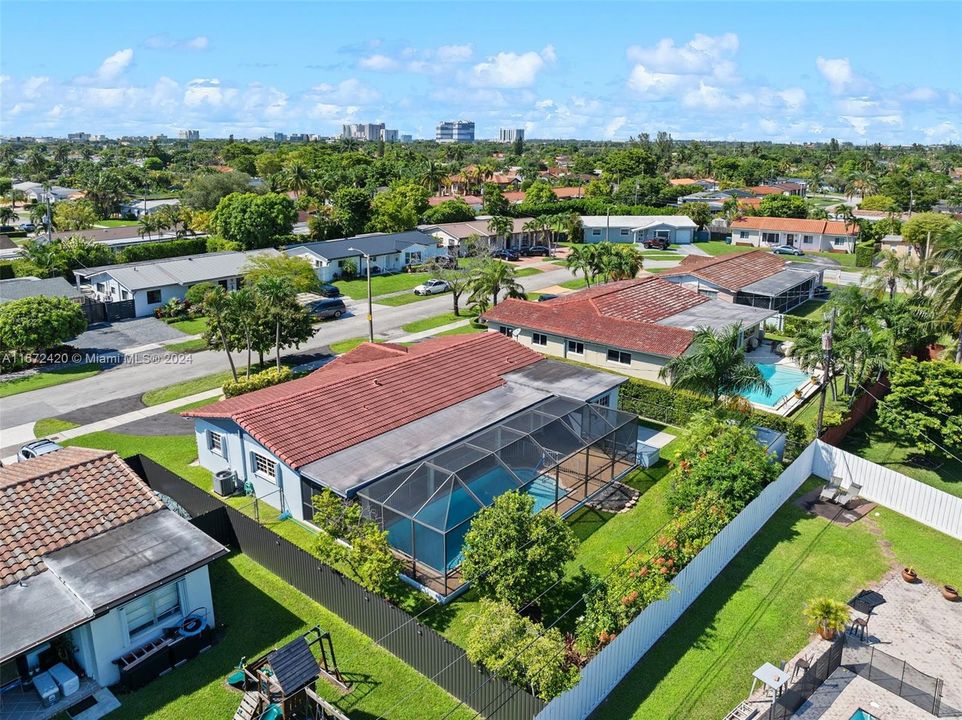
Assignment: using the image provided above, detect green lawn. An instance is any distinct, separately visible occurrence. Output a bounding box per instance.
[164,337,208,353]
[872,506,962,588]
[787,299,832,322]
[329,337,379,354]
[804,250,863,269]
[694,241,755,256]
[789,390,849,433]
[515,267,543,277]
[560,277,590,290]
[0,363,101,398]
[841,413,962,498]
[335,272,432,300]
[93,219,139,227]
[33,417,80,438]
[401,313,474,334]
[141,370,235,406]
[595,477,938,720]
[376,292,437,307]
[108,554,474,720]
[169,316,208,335]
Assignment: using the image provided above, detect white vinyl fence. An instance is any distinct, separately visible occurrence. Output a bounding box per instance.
[535,439,962,720]
[812,440,962,540]
[534,442,818,720]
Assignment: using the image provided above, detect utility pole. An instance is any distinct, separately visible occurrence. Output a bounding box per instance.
[349,247,374,342]
[815,307,837,437]
[605,207,610,243]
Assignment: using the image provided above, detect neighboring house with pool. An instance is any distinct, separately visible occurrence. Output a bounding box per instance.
[662,250,824,313]
[481,276,775,384]
[184,333,643,600]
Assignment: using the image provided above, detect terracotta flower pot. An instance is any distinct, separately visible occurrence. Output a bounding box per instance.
[942,585,959,602]
[817,626,836,641]
[901,567,918,584]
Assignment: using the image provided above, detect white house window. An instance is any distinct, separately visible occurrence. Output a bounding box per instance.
[567,340,584,356]
[123,581,182,639]
[592,394,610,407]
[96,282,106,294]
[762,232,779,244]
[832,237,847,247]
[654,230,671,240]
[252,451,277,482]
[532,333,547,346]
[607,349,631,365]
[739,231,749,239]
[498,325,515,337]
[121,289,130,300]
[803,235,814,244]
[406,251,422,264]
[146,289,162,304]
[592,229,601,236]
[208,431,225,457]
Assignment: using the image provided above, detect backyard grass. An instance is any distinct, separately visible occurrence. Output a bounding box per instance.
[107,553,474,720]
[93,219,139,227]
[694,241,756,256]
[787,299,832,322]
[841,413,962,499]
[594,478,892,720]
[514,267,543,277]
[871,506,962,588]
[401,312,474,334]
[168,316,208,335]
[0,363,101,398]
[335,272,432,300]
[789,390,849,432]
[164,337,208,353]
[141,370,235,406]
[33,417,80,437]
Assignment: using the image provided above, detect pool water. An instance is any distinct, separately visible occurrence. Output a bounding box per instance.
[849,709,879,720]
[742,363,811,407]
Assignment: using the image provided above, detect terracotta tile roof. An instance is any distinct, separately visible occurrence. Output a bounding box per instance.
[427,194,484,207]
[552,187,585,199]
[482,277,700,358]
[184,333,544,469]
[747,185,785,195]
[661,250,791,291]
[669,178,702,186]
[0,448,164,587]
[730,216,859,236]
[503,191,526,203]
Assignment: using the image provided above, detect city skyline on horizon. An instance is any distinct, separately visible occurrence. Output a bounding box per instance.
[1,1,960,144]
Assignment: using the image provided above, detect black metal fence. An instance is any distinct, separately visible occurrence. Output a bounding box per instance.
[126,455,545,720]
[767,636,844,720]
[844,637,943,715]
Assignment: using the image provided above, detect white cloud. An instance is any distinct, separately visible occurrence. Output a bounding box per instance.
[778,87,807,111]
[95,48,134,83]
[816,57,854,94]
[604,116,627,138]
[358,44,474,74]
[921,121,959,143]
[359,54,397,71]
[184,78,237,108]
[627,33,738,75]
[312,78,380,104]
[145,34,208,51]
[186,36,209,50]
[682,82,754,110]
[903,86,938,103]
[842,116,871,135]
[436,44,473,63]
[470,46,556,88]
[22,76,50,99]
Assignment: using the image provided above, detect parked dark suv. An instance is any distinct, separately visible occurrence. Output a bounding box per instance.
[308,297,347,320]
[318,283,341,298]
[642,238,671,250]
[492,249,521,261]
[520,245,551,257]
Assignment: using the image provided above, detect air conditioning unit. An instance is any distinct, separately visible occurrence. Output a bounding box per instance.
[213,470,238,497]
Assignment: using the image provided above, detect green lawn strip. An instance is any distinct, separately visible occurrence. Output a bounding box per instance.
[329,337,381,354]
[560,277,590,290]
[0,363,101,398]
[376,292,437,307]
[595,478,890,720]
[62,430,212,486]
[401,313,476,334]
[805,251,861,269]
[787,299,831,322]
[694,241,756,256]
[871,507,962,588]
[335,272,433,300]
[108,553,474,720]
[169,396,221,414]
[169,317,208,335]
[515,267,543,277]
[840,413,962,498]
[33,417,80,438]
[164,337,208,353]
[789,391,848,433]
[141,370,235,406]
[434,325,486,337]
[93,219,139,227]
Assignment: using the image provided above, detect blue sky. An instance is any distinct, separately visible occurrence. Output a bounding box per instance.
[2,1,960,143]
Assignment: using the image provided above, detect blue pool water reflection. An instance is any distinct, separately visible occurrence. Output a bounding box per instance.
[742,363,811,407]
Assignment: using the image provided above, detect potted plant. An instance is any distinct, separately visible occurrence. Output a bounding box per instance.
[804,597,850,641]
[942,584,959,602]
[901,566,919,583]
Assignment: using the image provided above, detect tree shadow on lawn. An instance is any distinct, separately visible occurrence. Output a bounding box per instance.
[590,497,837,720]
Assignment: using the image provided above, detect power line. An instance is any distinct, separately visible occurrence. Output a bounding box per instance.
[856,384,962,463]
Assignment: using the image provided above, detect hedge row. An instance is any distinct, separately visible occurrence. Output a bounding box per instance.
[854,241,876,268]
[223,366,294,398]
[617,377,811,460]
[118,236,208,263]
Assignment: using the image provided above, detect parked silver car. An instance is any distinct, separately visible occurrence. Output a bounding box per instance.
[413,279,451,296]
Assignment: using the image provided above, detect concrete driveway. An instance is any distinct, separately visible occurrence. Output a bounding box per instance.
[73,317,190,353]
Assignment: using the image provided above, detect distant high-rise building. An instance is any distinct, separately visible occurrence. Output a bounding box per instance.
[66,132,90,143]
[380,128,399,142]
[341,123,386,141]
[499,128,524,143]
[149,133,168,141]
[274,132,288,142]
[289,133,309,142]
[400,134,413,143]
[179,129,200,141]
[436,120,475,143]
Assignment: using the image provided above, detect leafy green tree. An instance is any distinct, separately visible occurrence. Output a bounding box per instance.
[430,261,474,316]
[521,179,556,206]
[253,276,314,370]
[349,523,402,597]
[0,296,87,358]
[0,206,16,225]
[931,222,962,362]
[18,239,68,278]
[680,201,712,230]
[582,178,612,199]
[599,148,657,179]
[182,171,256,210]
[461,491,578,610]
[565,244,599,287]
[184,281,218,306]
[481,183,509,215]
[422,198,475,224]
[758,194,809,218]
[877,359,962,457]
[243,253,320,293]
[859,194,897,212]
[210,192,297,248]
[659,324,770,405]
[368,182,430,233]
[53,200,97,231]
[865,249,911,300]
[902,212,954,259]
[597,243,645,281]
[330,186,371,237]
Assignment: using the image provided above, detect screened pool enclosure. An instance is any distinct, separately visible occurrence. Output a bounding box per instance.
[357,396,639,597]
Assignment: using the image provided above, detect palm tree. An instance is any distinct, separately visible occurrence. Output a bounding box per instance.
[931,223,962,362]
[138,214,157,240]
[255,276,296,371]
[487,215,514,249]
[470,258,525,308]
[421,160,447,194]
[283,162,311,198]
[29,204,48,227]
[658,324,770,405]
[562,212,583,244]
[601,244,645,281]
[523,217,551,246]
[0,206,16,225]
[565,244,598,287]
[865,249,910,301]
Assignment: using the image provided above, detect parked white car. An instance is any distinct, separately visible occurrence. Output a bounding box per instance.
[413,279,450,296]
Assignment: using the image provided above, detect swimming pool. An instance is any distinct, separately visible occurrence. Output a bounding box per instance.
[742,363,811,407]
[848,709,879,720]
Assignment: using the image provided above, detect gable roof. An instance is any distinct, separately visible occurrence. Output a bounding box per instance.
[661,250,793,291]
[184,333,544,469]
[580,215,696,229]
[285,230,438,262]
[730,216,858,236]
[0,448,165,587]
[75,249,281,290]
[482,277,702,358]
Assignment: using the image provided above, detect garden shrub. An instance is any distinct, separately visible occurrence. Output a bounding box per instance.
[223,366,294,397]
[782,315,818,337]
[854,240,876,268]
[118,237,208,263]
[466,599,579,701]
[155,297,191,321]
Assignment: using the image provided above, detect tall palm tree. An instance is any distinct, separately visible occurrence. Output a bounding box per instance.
[0,206,16,225]
[470,258,525,308]
[421,160,447,194]
[487,215,514,249]
[138,214,157,240]
[601,245,645,281]
[658,324,770,405]
[522,217,551,246]
[931,223,962,362]
[255,276,296,371]
[565,244,598,287]
[283,162,311,198]
[865,249,910,300]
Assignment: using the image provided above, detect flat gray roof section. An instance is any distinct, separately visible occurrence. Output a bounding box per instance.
[43,511,227,614]
[0,570,93,663]
[657,298,774,332]
[285,230,437,262]
[300,383,551,496]
[0,277,82,303]
[740,268,820,297]
[502,359,626,400]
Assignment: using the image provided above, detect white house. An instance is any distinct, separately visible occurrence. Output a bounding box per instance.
[74,248,279,317]
[0,448,225,708]
[580,215,696,245]
[285,230,444,283]
[119,198,181,218]
[12,181,83,203]
[729,217,859,253]
[418,217,538,251]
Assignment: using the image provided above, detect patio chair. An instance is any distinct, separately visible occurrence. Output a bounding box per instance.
[818,478,842,503]
[835,482,862,508]
[792,655,811,679]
